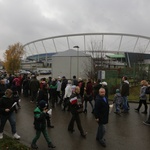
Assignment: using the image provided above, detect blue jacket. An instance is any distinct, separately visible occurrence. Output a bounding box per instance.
[94,95,109,124]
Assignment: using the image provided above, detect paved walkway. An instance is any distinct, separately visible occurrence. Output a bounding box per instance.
[4,96,150,150]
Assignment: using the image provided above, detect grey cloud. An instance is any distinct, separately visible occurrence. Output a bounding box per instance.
[1,0,150,59]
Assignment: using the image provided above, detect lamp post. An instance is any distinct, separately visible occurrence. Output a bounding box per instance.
[73,46,79,78]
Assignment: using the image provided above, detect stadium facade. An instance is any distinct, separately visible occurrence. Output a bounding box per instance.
[22,33,150,78]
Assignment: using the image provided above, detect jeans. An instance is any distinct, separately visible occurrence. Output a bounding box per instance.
[96,124,105,141]
[115,103,120,112]
[0,112,16,134]
[122,96,128,111]
[32,128,51,144]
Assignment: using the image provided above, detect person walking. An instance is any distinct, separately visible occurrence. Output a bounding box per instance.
[63,80,72,111]
[56,76,62,104]
[83,79,94,113]
[49,78,57,108]
[101,81,108,99]
[31,100,56,149]
[29,75,40,103]
[143,111,150,125]
[113,89,123,115]
[0,89,20,140]
[68,86,87,138]
[135,80,148,114]
[72,75,78,86]
[94,88,109,147]
[60,76,68,105]
[120,76,129,113]
[36,83,54,128]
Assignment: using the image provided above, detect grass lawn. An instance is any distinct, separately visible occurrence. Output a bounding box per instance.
[0,134,31,150]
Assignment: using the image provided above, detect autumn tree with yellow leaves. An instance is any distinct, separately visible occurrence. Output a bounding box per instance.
[3,43,24,74]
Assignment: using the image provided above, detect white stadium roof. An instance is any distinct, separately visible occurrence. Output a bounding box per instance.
[23,33,150,58]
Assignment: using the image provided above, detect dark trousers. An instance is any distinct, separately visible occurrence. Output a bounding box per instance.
[68,113,84,135]
[31,90,38,102]
[96,124,105,141]
[32,128,51,145]
[137,99,148,112]
[56,91,61,103]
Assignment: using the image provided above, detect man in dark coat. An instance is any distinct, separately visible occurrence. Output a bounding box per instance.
[29,75,40,103]
[94,88,109,147]
[120,76,129,112]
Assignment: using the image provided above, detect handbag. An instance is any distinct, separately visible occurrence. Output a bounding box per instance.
[77,104,83,113]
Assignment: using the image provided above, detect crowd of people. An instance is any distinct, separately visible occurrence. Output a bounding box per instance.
[0,73,150,149]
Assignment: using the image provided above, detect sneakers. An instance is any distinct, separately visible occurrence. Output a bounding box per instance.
[0,133,20,140]
[13,133,20,139]
[143,121,150,126]
[0,133,3,139]
[48,142,56,148]
[31,143,38,149]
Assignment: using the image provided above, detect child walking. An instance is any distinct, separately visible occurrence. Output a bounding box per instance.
[31,100,55,149]
[113,89,123,115]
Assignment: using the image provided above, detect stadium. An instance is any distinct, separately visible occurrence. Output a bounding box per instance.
[22,33,150,79]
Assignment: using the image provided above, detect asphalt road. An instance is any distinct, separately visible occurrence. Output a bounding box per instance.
[4,96,150,150]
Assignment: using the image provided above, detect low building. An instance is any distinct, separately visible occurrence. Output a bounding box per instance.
[52,49,93,79]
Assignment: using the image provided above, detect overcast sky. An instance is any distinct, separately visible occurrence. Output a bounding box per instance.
[1,0,150,59]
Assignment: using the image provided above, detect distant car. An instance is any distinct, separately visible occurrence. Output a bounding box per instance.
[30,70,39,76]
[39,70,51,75]
[19,70,31,74]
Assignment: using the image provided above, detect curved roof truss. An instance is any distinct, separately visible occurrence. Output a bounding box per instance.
[23,33,150,59]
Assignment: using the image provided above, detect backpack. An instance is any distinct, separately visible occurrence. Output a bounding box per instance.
[145,86,150,94]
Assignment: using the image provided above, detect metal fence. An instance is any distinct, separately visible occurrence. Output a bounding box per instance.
[102,64,150,94]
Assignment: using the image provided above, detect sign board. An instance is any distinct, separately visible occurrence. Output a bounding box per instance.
[98,70,105,80]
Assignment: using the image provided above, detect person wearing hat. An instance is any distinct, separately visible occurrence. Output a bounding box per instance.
[102,81,108,99]
[113,89,123,115]
[31,100,56,149]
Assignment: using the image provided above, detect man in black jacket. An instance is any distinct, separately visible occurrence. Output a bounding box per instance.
[121,76,129,112]
[94,88,109,147]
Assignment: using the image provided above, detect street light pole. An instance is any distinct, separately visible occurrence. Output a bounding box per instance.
[73,46,79,78]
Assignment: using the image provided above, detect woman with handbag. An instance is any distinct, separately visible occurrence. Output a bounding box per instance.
[68,86,87,138]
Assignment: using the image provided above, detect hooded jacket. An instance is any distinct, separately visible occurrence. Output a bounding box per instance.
[33,107,47,130]
[121,80,129,96]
